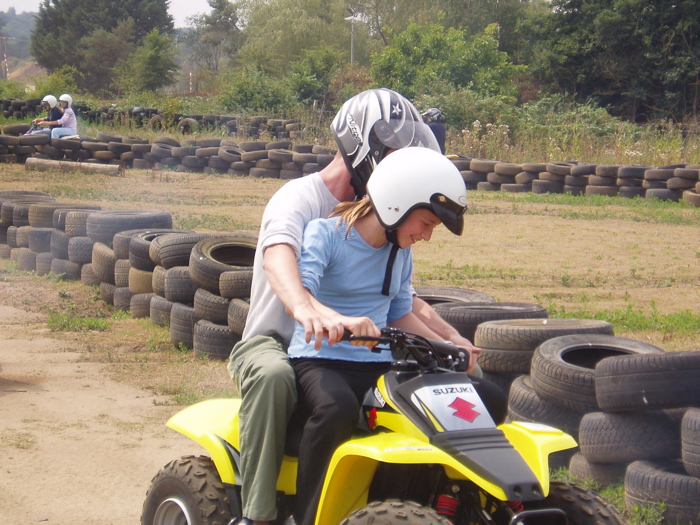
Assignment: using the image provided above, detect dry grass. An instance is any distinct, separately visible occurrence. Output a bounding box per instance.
[1,162,698,403]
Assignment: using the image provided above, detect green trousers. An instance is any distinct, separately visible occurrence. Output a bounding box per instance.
[228,335,297,521]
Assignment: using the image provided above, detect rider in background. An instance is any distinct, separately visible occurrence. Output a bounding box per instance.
[288,147,470,525]
[30,95,63,136]
[423,107,447,154]
[41,94,78,139]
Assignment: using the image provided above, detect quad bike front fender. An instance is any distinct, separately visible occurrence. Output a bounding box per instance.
[500,421,577,495]
[316,432,509,525]
[316,423,576,525]
[166,398,241,484]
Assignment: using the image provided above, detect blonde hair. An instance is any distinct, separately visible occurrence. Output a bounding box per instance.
[329,198,374,238]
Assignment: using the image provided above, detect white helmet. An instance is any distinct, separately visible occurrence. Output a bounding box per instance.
[59,94,73,107]
[367,147,468,237]
[42,95,58,108]
[331,88,440,198]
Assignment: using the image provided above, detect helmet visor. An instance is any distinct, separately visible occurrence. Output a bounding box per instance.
[430,193,467,235]
[374,118,440,152]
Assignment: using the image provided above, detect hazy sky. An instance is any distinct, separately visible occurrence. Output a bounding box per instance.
[0,0,213,28]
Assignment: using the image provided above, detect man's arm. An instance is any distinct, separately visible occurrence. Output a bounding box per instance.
[263,243,347,349]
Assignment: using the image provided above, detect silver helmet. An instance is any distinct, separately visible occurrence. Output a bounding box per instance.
[331,88,440,198]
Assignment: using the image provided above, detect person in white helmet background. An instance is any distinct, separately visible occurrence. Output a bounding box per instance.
[29,95,63,136]
[227,88,488,525]
[423,107,447,154]
[39,94,78,139]
[287,146,490,525]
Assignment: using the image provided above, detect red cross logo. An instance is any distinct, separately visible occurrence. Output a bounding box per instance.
[449,397,480,423]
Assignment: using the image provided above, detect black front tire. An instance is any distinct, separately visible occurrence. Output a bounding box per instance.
[525,482,625,525]
[141,455,232,525]
[340,500,451,525]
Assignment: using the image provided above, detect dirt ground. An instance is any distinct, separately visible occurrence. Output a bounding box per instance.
[0,163,698,524]
[0,277,206,525]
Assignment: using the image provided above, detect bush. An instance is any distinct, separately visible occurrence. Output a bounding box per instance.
[29,66,81,100]
[0,79,26,100]
[218,66,296,113]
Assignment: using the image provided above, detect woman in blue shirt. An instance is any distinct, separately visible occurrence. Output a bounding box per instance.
[288,147,469,525]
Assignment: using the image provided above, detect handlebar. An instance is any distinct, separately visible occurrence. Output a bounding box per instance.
[343,327,470,372]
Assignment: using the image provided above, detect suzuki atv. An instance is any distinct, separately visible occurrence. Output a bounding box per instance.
[141,327,624,525]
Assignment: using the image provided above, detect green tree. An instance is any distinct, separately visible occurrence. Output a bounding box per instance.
[370,23,525,100]
[30,0,173,89]
[116,29,179,93]
[79,19,136,96]
[529,0,700,121]
[238,0,357,74]
[182,0,244,74]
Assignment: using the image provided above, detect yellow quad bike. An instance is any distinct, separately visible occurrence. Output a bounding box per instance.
[142,327,625,525]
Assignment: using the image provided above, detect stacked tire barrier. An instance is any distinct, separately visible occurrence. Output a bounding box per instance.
[3,120,698,207]
[461,159,700,206]
[0,189,259,361]
[446,308,700,523]
[0,126,338,179]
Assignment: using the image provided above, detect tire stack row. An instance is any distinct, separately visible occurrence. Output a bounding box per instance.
[89,228,257,361]
[0,126,338,179]
[0,189,256,363]
[459,158,700,206]
[0,192,103,279]
[590,351,700,523]
[485,324,700,523]
[1,97,43,119]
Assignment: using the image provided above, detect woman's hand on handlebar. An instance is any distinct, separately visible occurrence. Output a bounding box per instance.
[336,316,381,349]
[445,334,481,374]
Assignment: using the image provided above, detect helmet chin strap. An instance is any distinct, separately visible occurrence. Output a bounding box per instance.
[381,229,400,296]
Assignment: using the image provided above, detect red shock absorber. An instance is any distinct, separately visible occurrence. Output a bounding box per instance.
[507,500,524,514]
[435,493,459,522]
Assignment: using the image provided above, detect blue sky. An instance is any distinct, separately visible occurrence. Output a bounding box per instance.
[0,0,212,28]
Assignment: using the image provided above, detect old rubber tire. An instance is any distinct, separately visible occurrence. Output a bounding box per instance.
[194,288,230,324]
[578,411,680,463]
[189,235,256,295]
[433,302,547,343]
[86,210,173,246]
[568,452,627,488]
[524,482,624,525]
[152,232,220,270]
[227,298,249,336]
[506,375,582,438]
[339,500,450,525]
[682,409,700,478]
[414,286,495,305]
[193,320,241,360]
[475,319,614,374]
[164,266,198,304]
[219,269,253,300]
[131,293,155,319]
[624,460,700,524]
[530,335,665,413]
[150,296,174,328]
[595,350,700,412]
[170,303,197,350]
[141,455,233,525]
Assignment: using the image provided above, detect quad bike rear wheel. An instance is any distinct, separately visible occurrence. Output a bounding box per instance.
[524,482,625,525]
[141,455,233,525]
[340,500,451,525]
